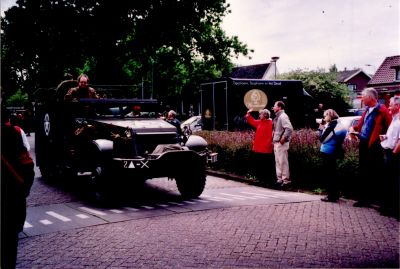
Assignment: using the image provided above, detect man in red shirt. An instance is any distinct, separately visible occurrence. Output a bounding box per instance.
[349,88,391,207]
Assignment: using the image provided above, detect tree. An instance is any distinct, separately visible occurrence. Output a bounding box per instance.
[1,0,251,106]
[279,67,351,115]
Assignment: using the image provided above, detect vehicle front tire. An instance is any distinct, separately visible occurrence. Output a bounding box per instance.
[175,172,206,199]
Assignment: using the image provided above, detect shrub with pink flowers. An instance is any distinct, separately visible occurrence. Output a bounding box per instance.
[198,129,359,194]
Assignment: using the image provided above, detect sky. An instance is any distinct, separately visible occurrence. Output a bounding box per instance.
[222,0,400,74]
[2,0,399,74]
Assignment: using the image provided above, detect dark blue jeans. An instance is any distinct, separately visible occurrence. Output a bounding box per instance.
[358,140,384,204]
[321,152,339,199]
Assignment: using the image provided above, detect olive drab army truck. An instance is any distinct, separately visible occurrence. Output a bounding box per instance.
[34,82,217,199]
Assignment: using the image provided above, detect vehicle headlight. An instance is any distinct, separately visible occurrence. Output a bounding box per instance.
[125,129,132,138]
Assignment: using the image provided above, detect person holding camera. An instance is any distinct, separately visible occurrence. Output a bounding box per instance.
[318,109,347,202]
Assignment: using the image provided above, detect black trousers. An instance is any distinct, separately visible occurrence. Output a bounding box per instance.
[357,140,385,204]
[381,149,400,213]
[253,152,275,184]
[321,152,340,199]
[1,188,27,269]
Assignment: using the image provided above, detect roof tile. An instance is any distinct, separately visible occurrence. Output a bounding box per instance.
[368,55,400,85]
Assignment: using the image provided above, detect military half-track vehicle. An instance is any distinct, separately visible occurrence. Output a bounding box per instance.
[34,82,217,198]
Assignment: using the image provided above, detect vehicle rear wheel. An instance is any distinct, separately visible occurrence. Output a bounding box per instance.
[175,172,206,199]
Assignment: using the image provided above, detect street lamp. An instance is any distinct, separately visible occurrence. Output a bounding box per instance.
[271,56,280,79]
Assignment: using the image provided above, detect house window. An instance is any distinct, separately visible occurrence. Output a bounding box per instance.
[395,68,400,81]
[347,84,357,91]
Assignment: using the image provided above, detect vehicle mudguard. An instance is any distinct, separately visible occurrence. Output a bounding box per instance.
[92,139,113,153]
[184,135,208,151]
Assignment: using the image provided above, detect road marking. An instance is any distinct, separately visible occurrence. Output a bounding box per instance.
[219,193,248,200]
[46,211,71,222]
[192,199,210,203]
[109,209,124,214]
[141,206,155,210]
[76,214,90,219]
[40,219,53,225]
[156,204,170,208]
[202,195,232,201]
[168,202,184,206]
[23,221,33,228]
[240,191,281,198]
[123,207,140,211]
[78,207,107,216]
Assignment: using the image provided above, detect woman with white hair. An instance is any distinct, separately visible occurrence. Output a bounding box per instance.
[245,108,274,184]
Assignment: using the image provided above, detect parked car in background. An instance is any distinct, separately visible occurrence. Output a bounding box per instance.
[181,116,202,133]
[316,115,361,130]
[316,115,361,139]
[338,116,361,131]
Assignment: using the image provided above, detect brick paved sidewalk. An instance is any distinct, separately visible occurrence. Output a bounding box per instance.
[16,199,399,268]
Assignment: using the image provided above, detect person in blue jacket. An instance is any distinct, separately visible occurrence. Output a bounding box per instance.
[318,109,347,202]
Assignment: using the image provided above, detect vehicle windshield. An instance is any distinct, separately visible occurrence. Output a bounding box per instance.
[68,98,161,119]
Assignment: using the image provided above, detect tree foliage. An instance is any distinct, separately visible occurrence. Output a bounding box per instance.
[279,67,351,114]
[1,0,251,105]
[3,89,29,107]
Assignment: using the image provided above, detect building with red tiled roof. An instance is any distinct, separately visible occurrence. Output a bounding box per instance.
[368,55,400,95]
[336,68,371,94]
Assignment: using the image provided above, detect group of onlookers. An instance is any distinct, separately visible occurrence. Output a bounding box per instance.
[245,100,294,189]
[245,88,399,220]
[2,76,399,268]
[349,88,399,218]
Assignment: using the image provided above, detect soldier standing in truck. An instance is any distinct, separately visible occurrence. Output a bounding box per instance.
[64,74,99,101]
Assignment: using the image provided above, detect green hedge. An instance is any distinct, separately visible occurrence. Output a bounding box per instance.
[198,129,360,196]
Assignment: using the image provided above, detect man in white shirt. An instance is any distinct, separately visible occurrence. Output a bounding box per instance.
[379,96,400,219]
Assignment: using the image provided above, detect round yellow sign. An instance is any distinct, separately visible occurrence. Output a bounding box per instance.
[243,89,268,111]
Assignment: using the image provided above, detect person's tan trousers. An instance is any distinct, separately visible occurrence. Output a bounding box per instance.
[273,142,290,183]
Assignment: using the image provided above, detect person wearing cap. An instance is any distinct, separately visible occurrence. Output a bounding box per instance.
[245,108,274,184]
